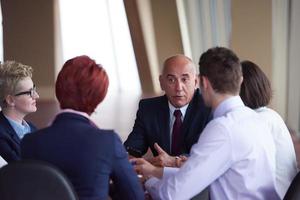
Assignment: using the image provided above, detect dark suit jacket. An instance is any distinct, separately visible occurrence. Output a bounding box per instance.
[0,111,36,162]
[21,112,144,200]
[124,89,211,157]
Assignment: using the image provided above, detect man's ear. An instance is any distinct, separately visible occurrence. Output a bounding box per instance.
[5,95,15,107]
[201,76,211,90]
[194,75,199,88]
[240,76,243,84]
[159,75,165,91]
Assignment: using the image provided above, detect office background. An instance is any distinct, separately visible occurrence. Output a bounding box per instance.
[0,0,299,140]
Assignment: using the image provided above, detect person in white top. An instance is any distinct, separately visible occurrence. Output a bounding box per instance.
[240,60,298,199]
[131,47,280,200]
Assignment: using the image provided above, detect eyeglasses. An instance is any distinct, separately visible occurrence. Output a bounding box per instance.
[14,85,37,98]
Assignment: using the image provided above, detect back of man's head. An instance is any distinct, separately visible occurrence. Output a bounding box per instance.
[199,47,242,95]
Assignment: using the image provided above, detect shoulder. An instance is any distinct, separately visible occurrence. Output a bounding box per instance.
[22,126,47,141]
[191,89,207,107]
[256,107,288,130]
[27,122,37,131]
[138,95,168,111]
[79,128,127,159]
[76,126,119,141]
[188,89,211,113]
[0,126,10,139]
[139,95,166,105]
[0,120,7,132]
[205,107,263,141]
[256,107,282,119]
[0,114,13,137]
[213,106,258,131]
[97,129,127,158]
[88,128,124,147]
[95,129,119,139]
[0,112,6,121]
[23,126,122,148]
[0,112,9,128]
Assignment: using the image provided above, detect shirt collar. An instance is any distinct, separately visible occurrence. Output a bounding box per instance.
[213,96,245,119]
[168,102,189,118]
[56,109,99,128]
[255,106,267,113]
[5,115,31,139]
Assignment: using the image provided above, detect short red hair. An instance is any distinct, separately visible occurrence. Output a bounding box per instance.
[56,55,109,114]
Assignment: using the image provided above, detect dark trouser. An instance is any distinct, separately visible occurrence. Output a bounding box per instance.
[191,187,209,200]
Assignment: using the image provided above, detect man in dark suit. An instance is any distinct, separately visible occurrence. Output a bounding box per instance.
[124,54,211,167]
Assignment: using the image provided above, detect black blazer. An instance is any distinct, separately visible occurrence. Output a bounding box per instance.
[21,112,144,200]
[0,111,36,162]
[124,89,211,157]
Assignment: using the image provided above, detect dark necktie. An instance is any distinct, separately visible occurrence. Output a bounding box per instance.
[171,109,182,155]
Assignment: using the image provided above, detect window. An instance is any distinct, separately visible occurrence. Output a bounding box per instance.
[58,0,141,94]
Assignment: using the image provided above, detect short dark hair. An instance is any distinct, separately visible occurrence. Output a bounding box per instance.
[199,47,242,94]
[56,55,109,115]
[240,60,272,109]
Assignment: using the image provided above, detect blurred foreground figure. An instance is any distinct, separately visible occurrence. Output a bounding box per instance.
[21,56,144,200]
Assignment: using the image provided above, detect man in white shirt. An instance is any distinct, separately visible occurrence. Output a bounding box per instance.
[132,47,280,200]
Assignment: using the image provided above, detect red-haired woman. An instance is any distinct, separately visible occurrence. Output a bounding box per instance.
[21,56,144,200]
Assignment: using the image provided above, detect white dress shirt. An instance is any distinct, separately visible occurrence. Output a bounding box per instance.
[145,96,280,200]
[256,107,298,198]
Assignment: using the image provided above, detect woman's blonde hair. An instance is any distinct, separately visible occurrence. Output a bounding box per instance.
[0,61,33,107]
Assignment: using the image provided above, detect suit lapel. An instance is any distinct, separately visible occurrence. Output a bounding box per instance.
[182,103,193,140]
[0,112,21,145]
[157,96,171,154]
[181,91,199,151]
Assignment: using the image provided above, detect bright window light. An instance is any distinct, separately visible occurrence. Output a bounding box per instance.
[58,0,141,93]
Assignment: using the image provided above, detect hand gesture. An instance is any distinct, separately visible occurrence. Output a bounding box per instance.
[130,157,163,180]
[175,155,188,168]
[148,143,177,167]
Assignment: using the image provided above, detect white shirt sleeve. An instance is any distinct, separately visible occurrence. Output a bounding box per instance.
[163,167,180,178]
[145,121,233,200]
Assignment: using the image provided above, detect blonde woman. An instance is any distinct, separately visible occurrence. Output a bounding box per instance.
[0,61,39,162]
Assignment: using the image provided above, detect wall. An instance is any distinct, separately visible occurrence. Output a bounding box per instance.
[0,0,286,114]
[134,0,184,93]
[151,0,184,71]
[1,0,56,100]
[231,0,272,79]
[287,0,300,132]
[133,0,160,93]
[231,0,290,120]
